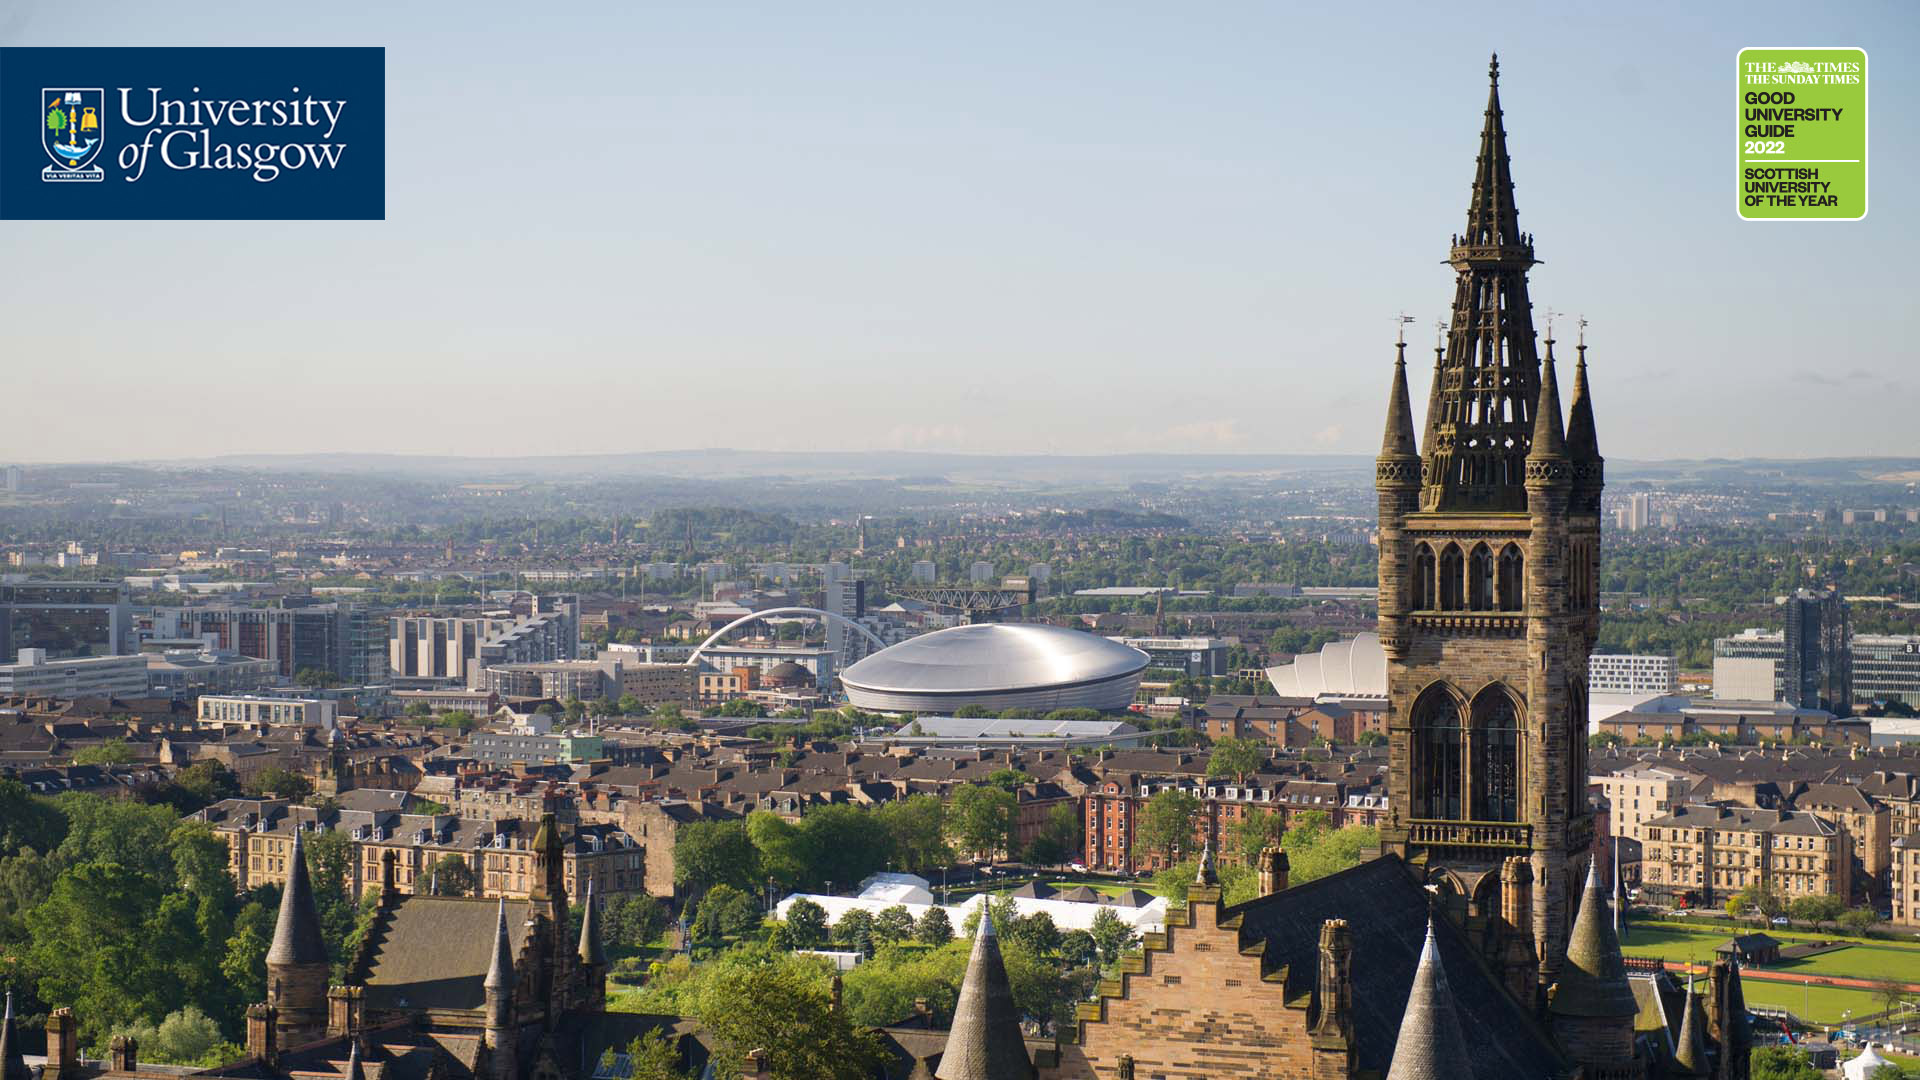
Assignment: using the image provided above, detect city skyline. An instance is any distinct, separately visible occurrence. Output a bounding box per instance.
[1,1,1913,462]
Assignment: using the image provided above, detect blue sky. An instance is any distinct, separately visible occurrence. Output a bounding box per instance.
[2,1,1913,461]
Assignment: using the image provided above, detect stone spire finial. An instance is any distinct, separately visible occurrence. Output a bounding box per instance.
[268,826,329,968]
[343,1040,365,1080]
[2,989,30,1080]
[485,900,513,992]
[1567,321,1601,465]
[1194,835,1217,887]
[1529,338,1568,462]
[1384,918,1474,1080]
[934,910,1034,1080]
[1381,339,1419,461]
[577,879,606,968]
[1549,858,1638,1019]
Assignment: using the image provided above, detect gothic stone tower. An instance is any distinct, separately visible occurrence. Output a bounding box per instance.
[1377,54,1604,987]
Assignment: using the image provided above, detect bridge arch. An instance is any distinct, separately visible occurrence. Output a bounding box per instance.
[685,606,887,667]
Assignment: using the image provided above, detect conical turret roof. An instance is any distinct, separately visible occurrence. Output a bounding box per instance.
[268,827,329,968]
[1673,975,1709,1076]
[1381,343,1418,460]
[1566,339,1600,465]
[1550,858,1638,1018]
[1528,339,1567,462]
[1384,918,1474,1080]
[578,880,606,968]
[485,899,514,993]
[2,991,30,1080]
[935,910,1032,1080]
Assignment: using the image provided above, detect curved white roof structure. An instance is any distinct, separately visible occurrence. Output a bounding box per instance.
[841,623,1148,713]
[1265,632,1387,700]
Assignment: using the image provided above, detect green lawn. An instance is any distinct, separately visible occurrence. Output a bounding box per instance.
[1773,944,1920,981]
[1736,979,1885,1027]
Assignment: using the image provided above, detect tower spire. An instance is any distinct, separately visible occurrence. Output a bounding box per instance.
[935,910,1034,1080]
[268,827,329,969]
[1673,972,1709,1077]
[485,899,513,993]
[1420,56,1543,513]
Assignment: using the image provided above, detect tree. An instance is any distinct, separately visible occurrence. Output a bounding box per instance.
[426,853,477,897]
[111,1005,228,1065]
[1132,789,1201,865]
[1837,906,1877,936]
[718,698,766,718]
[915,905,953,946]
[691,957,889,1080]
[1025,803,1080,866]
[1280,811,1378,886]
[874,794,950,872]
[1749,1046,1822,1080]
[1003,911,1062,957]
[1728,882,1786,925]
[617,694,644,716]
[605,893,669,950]
[674,820,759,897]
[170,761,241,811]
[1786,893,1844,926]
[948,785,1017,861]
[692,884,761,946]
[1205,737,1263,783]
[1060,929,1097,968]
[243,767,313,802]
[747,811,809,889]
[871,905,915,947]
[1870,975,1912,1020]
[1357,730,1387,747]
[778,897,828,949]
[1088,906,1136,966]
[983,768,1034,793]
[404,701,434,718]
[1228,808,1285,867]
[72,738,136,766]
[834,908,876,957]
[293,666,340,689]
[622,1028,691,1080]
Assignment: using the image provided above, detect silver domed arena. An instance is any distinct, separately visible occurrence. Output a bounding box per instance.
[840,622,1149,714]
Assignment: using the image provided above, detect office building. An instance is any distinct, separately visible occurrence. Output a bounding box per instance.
[389,602,577,684]
[1712,656,1779,702]
[1853,634,1920,709]
[155,599,387,684]
[1784,586,1851,712]
[197,694,339,731]
[0,648,150,698]
[0,580,132,659]
[1111,635,1232,677]
[1586,653,1678,695]
[146,648,281,696]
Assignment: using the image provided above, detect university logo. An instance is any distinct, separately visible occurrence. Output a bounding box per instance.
[42,87,106,182]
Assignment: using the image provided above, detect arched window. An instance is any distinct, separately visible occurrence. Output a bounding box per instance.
[1568,678,1589,819]
[1412,686,1464,820]
[1468,544,1494,611]
[1438,545,1464,611]
[1471,688,1521,822]
[1413,544,1436,610]
[1498,545,1524,611]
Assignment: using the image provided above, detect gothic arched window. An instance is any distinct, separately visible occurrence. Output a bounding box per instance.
[1498,544,1524,611]
[1568,678,1589,818]
[1438,544,1464,611]
[1412,686,1464,820]
[1413,544,1436,610]
[1468,544,1494,611]
[1471,688,1521,822]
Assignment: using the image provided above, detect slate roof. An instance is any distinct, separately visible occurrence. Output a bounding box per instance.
[362,896,535,1012]
[1223,856,1570,1080]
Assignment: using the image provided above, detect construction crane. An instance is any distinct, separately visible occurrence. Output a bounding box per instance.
[890,575,1039,624]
